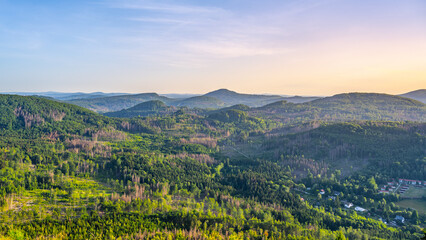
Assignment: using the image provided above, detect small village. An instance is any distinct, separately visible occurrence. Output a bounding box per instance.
[295,177,426,229]
[378,179,426,195]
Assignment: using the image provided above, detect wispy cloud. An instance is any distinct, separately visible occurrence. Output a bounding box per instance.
[106,0,225,14]
[184,41,292,58]
[127,17,192,25]
[101,0,332,66]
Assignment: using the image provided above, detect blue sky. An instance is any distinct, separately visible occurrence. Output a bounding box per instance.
[0,0,425,95]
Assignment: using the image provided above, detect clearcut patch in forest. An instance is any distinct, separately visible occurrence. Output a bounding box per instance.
[0,176,113,224]
[400,187,426,199]
[396,199,426,214]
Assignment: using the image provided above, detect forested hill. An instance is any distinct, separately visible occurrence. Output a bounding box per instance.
[259,121,426,179]
[67,93,173,113]
[308,93,426,121]
[175,89,316,108]
[172,95,226,108]
[400,89,426,104]
[8,89,426,113]
[0,94,166,140]
[0,94,114,136]
[0,94,425,239]
[309,92,424,108]
[203,88,286,107]
[102,91,426,124]
[60,89,320,112]
[253,92,426,123]
[104,100,177,118]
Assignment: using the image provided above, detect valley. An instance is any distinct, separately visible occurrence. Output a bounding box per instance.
[2,0,425,238]
[0,90,424,239]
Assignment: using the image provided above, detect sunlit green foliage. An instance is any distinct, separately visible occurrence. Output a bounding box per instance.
[0,95,424,239]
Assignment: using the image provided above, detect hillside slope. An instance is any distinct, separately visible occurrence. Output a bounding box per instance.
[54,89,319,111]
[0,94,111,136]
[225,121,426,179]
[171,95,226,108]
[0,94,423,239]
[400,89,426,104]
[204,89,285,107]
[105,100,177,117]
[67,93,173,113]
[253,93,426,124]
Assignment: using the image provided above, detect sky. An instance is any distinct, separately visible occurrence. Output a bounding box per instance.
[0,0,425,95]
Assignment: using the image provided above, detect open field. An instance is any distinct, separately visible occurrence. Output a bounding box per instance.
[396,199,426,214]
[400,186,426,199]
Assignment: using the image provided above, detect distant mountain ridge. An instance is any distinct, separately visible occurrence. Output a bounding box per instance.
[309,92,424,107]
[105,100,176,118]
[67,93,172,113]
[5,89,425,114]
[54,89,320,112]
[172,96,226,109]
[254,92,426,123]
[399,89,426,104]
[203,89,285,107]
[172,89,319,109]
[4,91,127,101]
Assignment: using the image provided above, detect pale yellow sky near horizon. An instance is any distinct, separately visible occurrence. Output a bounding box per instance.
[115,35,426,96]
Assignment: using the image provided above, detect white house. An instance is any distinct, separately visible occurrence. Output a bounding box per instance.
[344,203,353,208]
[395,215,405,223]
[355,206,366,212]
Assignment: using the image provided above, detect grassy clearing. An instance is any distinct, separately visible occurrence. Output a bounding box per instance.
[400,186,426,198]
[396,199,426,214]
